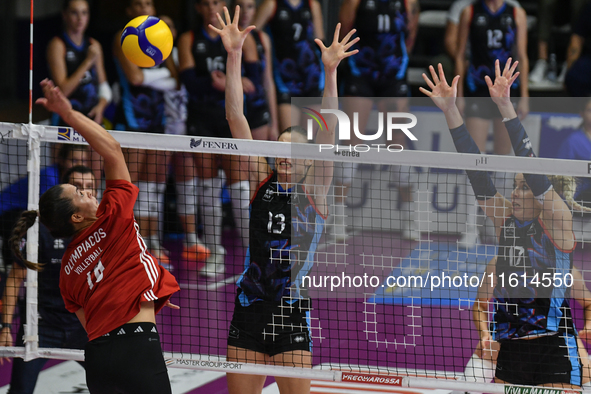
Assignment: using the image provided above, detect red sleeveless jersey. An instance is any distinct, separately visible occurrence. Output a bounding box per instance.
[60,180,179,341]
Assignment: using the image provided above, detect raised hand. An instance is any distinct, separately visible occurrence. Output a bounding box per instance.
[314,23,359,73]
[36,79,73,116]
[419,63,461,113]
[209,6,255,54]
[485,58,519,107]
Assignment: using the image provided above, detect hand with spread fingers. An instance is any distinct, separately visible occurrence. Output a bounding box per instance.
[209,6,256,55]
[314,23,359,73]
[36,79,73,117]
[419,63,461,114]
[484,58,520,108]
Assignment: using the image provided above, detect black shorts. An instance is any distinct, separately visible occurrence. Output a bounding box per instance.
[464,87,520,120]
[245,103,271,130]
[186,103,232,139]
[228,289,312,357]
[85,322,171,394]
[496,334,582,386]
[341,74,410,98]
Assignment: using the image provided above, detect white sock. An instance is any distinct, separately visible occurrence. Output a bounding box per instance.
[176,177,197,216]
[464,354,495,383]
[228,181,250,248]
[197,177,223,250]
[186,232,198,246]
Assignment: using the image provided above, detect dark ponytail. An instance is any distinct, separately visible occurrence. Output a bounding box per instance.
[9,210,42,271]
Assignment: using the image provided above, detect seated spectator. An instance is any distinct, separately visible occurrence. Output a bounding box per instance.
[564,1,591,97]
[0,165,96,394]
[556,98,591,205]
[0,144,89,217]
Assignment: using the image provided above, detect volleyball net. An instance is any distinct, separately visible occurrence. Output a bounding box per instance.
[1,97,591,392]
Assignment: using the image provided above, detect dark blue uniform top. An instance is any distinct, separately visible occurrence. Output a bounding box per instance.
[59,34,99,114]
[493,215,576,340]
[237,172,325,306]
[466,0,520,95]
[266,0,324,96]
[186,27,228,109]
[243,31,268,115]
[348,0,409,82]
[114,53,165,132]
[16,224,81,328]
[0,165,60,217]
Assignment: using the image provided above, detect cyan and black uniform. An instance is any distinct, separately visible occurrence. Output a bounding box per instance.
[8,224,87,394]
[266,0,324,104]
[114,60,165,133]
[244,31,271,130]
[493,215,581,386]
[228,171,325,356]
[52,33,99,126]
[342,0,410,98]
[465,0,520,118]
[183,27,232,139]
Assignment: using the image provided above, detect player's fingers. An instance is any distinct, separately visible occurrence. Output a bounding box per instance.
[342,27,356,45]
[208,24,221,34]
[484,75,493,89]
[438,63,448,86]
[451,75,460,91]
[495,59,501,79]
[342,49,359,59]
[232,5,240,25]
[342,36,360,51]
[509,60,519,76]
[422,73,436,90]
[314,38,326,51]
[223,6,232,25]
[503,57,512,76]
[333,22,341,43]
[429,65,440,85]
[509,72,520,86]
[419,87,433,97]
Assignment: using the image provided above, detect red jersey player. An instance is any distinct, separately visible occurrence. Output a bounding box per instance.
[12,78,180,394]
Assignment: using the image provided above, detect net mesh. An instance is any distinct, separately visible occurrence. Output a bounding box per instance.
[1,97,591,391]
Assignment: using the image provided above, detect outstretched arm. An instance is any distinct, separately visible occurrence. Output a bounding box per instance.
[211,6,270,186]
[307,24,359,194]
[421,64,511,230]
[488,59,573,249]
[36,79,130,182]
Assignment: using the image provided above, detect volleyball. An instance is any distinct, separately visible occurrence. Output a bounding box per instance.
[120,16,173,68]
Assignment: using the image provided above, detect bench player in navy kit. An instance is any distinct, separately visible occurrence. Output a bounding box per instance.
[210,6,358,393]
[454,0,529,247]
[331,0,420,242]
[253,0,325,132]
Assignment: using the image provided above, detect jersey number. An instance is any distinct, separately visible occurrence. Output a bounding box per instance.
[206,56,225,72]
[508,246,525,267]
[377,15,391,33]
[268,212,286,234]
[292,23,303,41]
[487,29,503,48]
[87,260,105,290]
